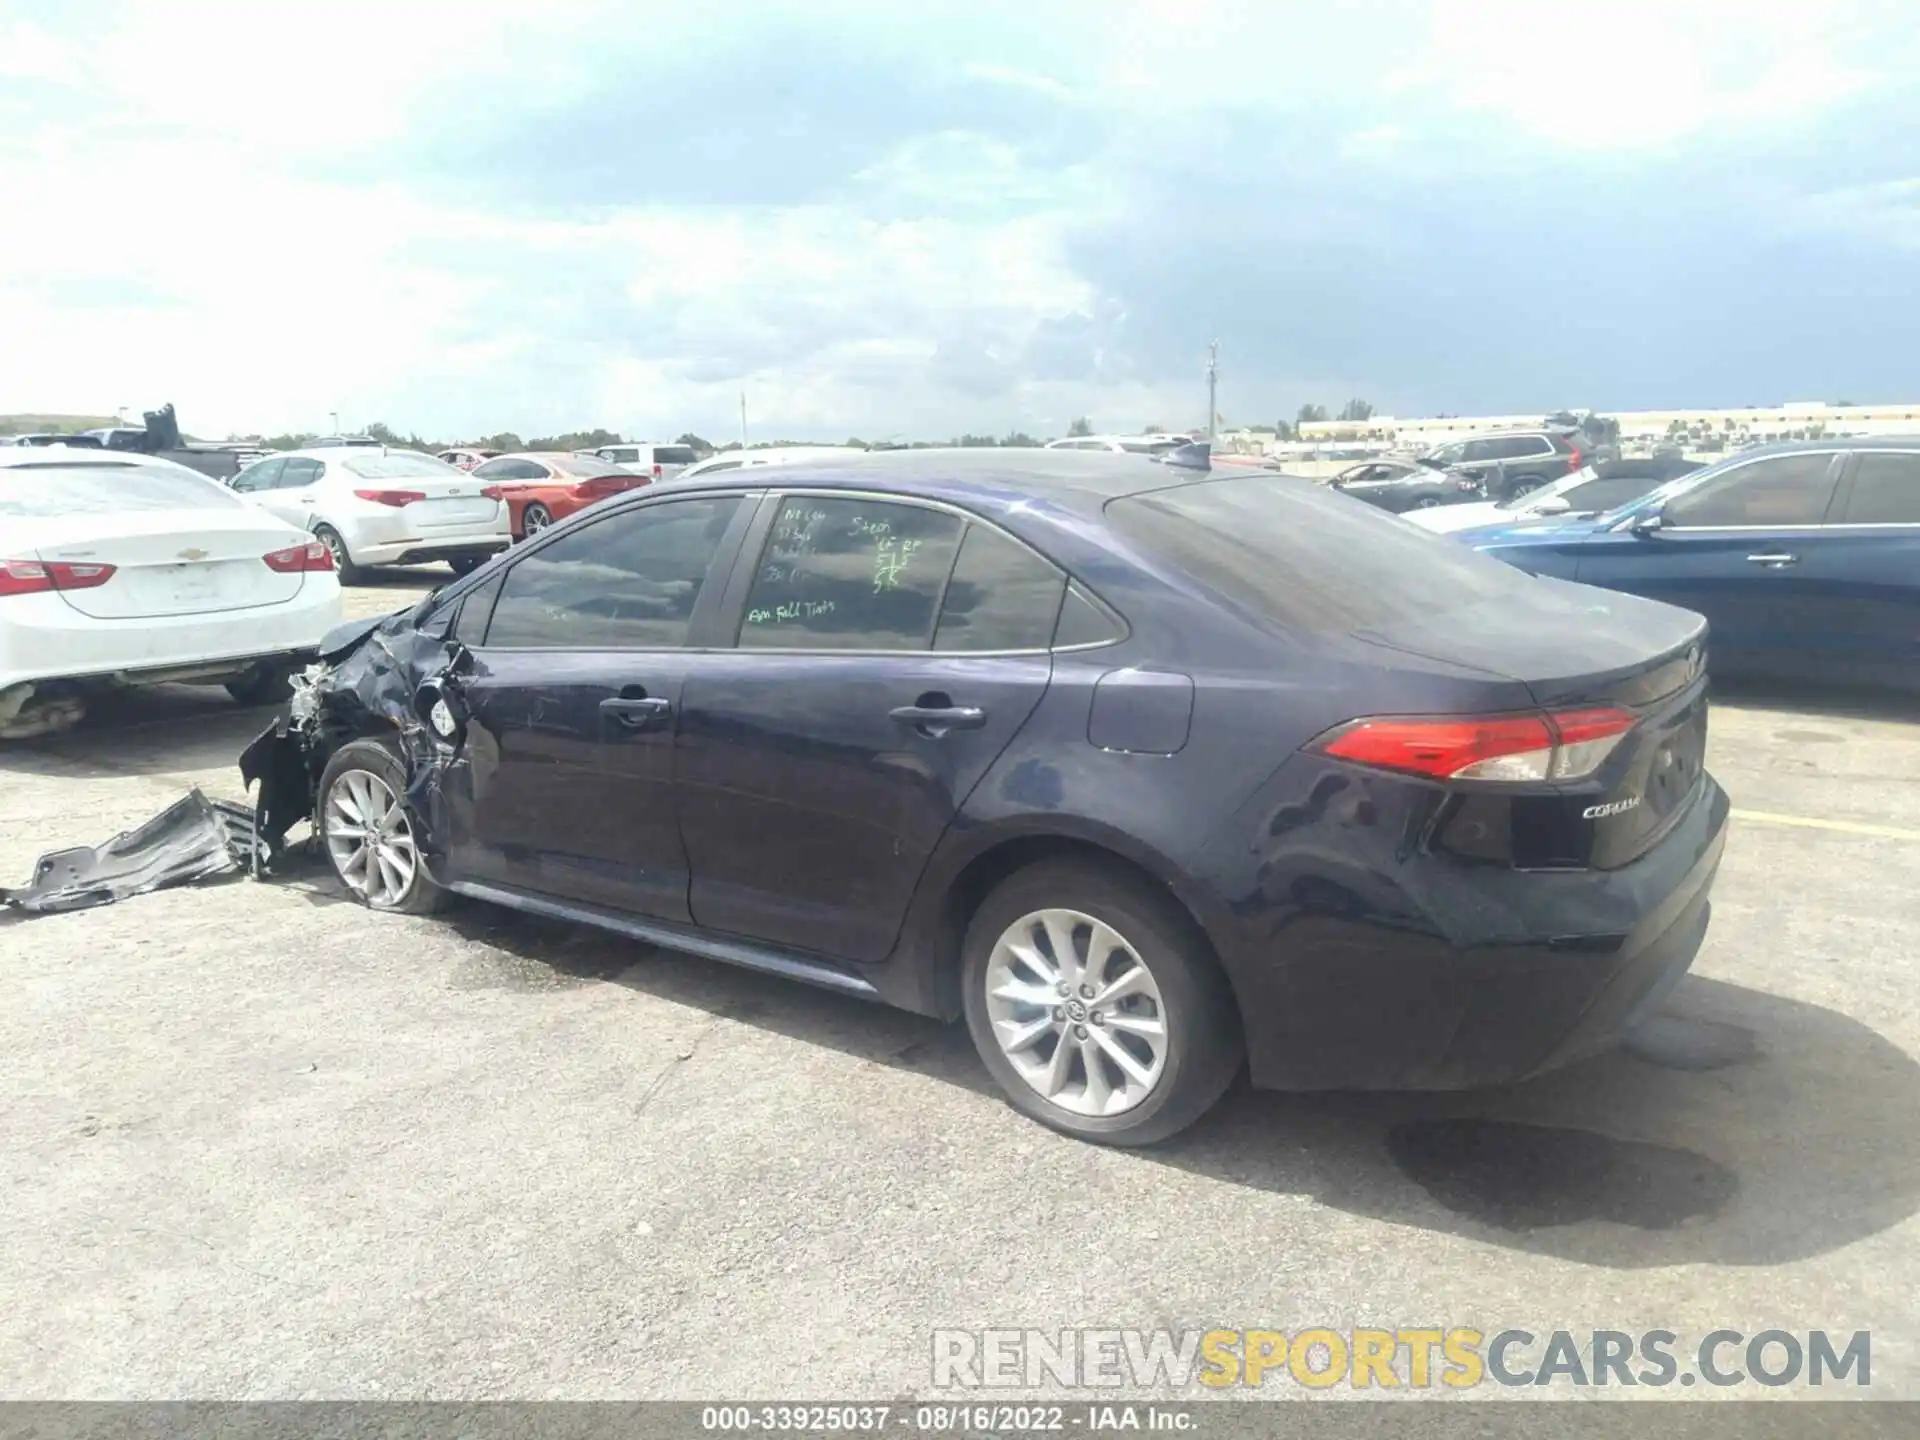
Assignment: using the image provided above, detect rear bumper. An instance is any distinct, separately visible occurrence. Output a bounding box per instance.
[0,583,342,691]
[1227,777,1730,1092]
[352,536,510,566]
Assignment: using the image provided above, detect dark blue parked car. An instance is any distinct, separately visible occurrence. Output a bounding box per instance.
[281,450,1727,1145]
[1460,438,1920,693]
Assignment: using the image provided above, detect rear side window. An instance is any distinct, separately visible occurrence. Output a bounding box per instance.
[1054,582,1124,647]
[1842,453,1920,524]
[0,463,245,518]
[933,524,1067,651]
[655,446,699,466]
[1664,454,1838,527]
[1108,475,1535,632]
[739,496,963,650]
[484,495,741,649]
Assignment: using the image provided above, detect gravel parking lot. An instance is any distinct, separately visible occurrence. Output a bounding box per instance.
[4,568,1918,1400]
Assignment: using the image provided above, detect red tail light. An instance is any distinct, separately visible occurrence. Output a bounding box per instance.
[1566,446,1583,472]
[652,463,663,479]
[1311,707,1636,783]
[480,485,504,501]
[353,489,426,507]
[0,559,117,598]
[263,540,334,573]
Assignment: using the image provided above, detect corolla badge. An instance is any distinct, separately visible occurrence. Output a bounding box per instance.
[1583,797,1642,819]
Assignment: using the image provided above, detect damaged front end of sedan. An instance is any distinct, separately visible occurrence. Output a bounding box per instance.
[238,603,476,879]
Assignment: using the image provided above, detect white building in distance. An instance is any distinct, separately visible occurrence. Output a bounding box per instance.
[1276,401,1920,452]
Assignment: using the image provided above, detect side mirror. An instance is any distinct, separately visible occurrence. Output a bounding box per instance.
[413,675,469,749]
[1629,510,1665,536]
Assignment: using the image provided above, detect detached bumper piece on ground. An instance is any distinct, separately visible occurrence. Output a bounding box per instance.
[0,788,263,915]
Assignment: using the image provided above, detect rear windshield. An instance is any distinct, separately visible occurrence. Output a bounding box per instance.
[0,463,244,518]
[341,452,460,479]
[654,445,700,465]
[1107,475,1534,631]
[549,455,630,477]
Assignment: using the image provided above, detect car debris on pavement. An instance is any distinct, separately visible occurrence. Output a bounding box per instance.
[0,787,263,914]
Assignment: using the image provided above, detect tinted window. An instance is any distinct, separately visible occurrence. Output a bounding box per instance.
[1558,475,1662,511]
[739,497,963,650]
[342,452,460,479]
[1054,582,1123,648]
[1843,453,1920,524]
[484,496,741,649]
[1460,439,1496,462]
[1664,454,1838,527]
[472,457,546,481]
[655,446,699,466]
[233,457,284,492]
[1109,475,1538,631]
[933,524,1067,651]
[0,463,244,518]
[548,455,628,478]
[279,457,322,488]
[449,572,504,647]
[1494,436,1550,459]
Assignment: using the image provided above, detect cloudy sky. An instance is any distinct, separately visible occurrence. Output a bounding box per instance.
[4,0,1919,442]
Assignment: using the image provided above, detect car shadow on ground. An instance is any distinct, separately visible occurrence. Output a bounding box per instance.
[445,898,1920,1273]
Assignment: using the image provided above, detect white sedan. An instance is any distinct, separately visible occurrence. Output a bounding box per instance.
[670,445,866,482]
[230,447,510,582]
[0,447,343,737]
[1406,460,1701,535]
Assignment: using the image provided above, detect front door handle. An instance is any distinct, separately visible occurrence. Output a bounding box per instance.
[890,703,987,735]
[1746,551,1799,567]
[600,695,672,730]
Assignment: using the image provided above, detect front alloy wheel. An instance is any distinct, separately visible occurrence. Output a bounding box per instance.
[985,908,1169,1117]
[316,740,446,914]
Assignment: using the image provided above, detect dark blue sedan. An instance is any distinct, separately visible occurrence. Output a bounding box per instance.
[1460,438,1920,692]
[272,449,1728,1145]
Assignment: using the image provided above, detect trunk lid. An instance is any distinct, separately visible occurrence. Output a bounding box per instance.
[1353,577,1710,871]
[31,509,308,619]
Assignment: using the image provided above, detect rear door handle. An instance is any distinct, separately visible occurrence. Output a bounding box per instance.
[890,704,987,733]
[1746,552,1799,567]
[600,696,673,730]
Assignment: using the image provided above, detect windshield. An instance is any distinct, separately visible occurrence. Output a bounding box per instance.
[341,452,462,479]
[0,462,243,518]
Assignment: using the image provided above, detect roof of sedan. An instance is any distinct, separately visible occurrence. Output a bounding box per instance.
[701,446,1213,512]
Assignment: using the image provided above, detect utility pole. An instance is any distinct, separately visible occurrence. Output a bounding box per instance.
[329,411,339,435]
[740,390,749,449]
[1206,341,1219,443]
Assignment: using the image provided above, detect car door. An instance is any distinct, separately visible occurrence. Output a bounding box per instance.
[1807,449,1920,688]
[245,457,315,528]
[1572,451,1845,681]
[673,491,1059,963]
[437,492,755,919]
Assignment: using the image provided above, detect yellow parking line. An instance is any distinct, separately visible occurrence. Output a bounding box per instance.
[1732,808,1920,842]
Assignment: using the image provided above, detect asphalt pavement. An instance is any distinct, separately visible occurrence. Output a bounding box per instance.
[2,566,1917,1401]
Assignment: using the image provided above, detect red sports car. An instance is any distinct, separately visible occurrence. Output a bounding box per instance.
[469,452,650,538]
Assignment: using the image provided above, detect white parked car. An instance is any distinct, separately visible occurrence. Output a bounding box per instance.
[1405,459,1704,535]
[1044,434,1194,456]
[670,445,866,483]
[582,441,702,482]
[229,447,510,582]
[0,448,343,736]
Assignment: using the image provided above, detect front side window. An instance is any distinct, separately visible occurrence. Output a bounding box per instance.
[1664,454,1838,527]
[232,457,284,492]
[483,495,742,649]
[738,496,963,650]
[1842,453,1920,524]
[933,523,1067,651]
[279,457,323,488]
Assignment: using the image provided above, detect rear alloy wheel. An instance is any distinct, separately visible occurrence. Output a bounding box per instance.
[317,740,446,914]
[314,525,363,584]
[962,859,1242,1146]
[520,503,554,537]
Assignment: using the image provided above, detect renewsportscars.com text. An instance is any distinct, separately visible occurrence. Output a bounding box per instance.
[931,1327,1871,1391]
